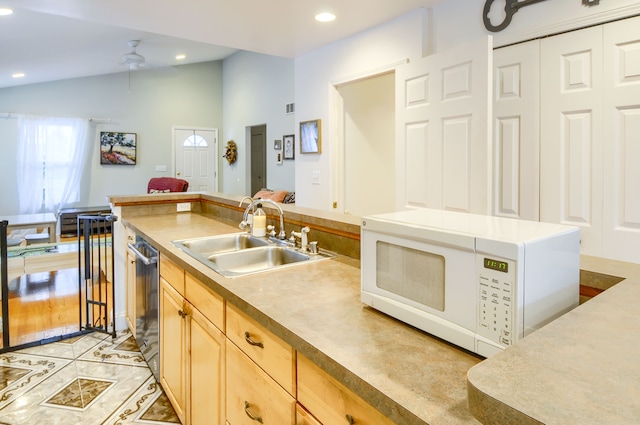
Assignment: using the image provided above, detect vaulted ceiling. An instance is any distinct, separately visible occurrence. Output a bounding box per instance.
[0,0,445,88]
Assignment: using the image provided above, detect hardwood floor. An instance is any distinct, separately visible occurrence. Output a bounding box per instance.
[2,265,113,350]
[5,268,81,347]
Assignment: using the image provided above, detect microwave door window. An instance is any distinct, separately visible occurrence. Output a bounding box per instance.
[376,241,445,311]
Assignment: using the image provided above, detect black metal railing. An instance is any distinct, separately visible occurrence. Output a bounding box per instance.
[1,220,8,349]
[77,213,118,338]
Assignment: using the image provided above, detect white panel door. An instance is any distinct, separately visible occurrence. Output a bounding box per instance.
[603,16,640,263]
[493,39,540,221]
[174,128,218,192]
[540,26,604,257]
[396,36,492,213]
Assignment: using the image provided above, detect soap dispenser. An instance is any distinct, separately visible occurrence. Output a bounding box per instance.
[252,203,267,237]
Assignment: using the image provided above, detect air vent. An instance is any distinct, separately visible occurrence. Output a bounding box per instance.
[285,103,295,114]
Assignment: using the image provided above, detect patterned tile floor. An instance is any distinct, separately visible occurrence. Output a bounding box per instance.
[0,331,180,425]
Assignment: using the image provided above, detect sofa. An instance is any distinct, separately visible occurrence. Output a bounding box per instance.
[253,188,295,204]
[147,177,189,193]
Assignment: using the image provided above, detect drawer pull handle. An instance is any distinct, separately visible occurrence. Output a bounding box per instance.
[244,331,264,348]
[178,310,187,318]
[244,401,264,423]
[346,414,355,424]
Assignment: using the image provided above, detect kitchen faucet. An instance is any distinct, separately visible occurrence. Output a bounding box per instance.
[290,226,310,251]
[238,195,254,208]
[240,199,286,240]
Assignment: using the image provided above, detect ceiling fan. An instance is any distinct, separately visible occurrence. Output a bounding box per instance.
[121,40,146,70]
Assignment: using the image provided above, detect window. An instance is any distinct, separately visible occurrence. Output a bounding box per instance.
[17,116,90,214]
[183,134,208,147]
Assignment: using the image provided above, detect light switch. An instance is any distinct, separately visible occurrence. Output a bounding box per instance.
[312,171,321,185]
[155,165,167,172]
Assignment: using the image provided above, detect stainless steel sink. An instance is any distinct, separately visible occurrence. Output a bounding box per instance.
[172,233,335,278]
[207,245,311,277]
[173,233,269,256]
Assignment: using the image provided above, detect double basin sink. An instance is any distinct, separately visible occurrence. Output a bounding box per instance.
[172,233,334,278]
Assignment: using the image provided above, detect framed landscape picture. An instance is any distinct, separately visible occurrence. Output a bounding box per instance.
[100,131,137,165]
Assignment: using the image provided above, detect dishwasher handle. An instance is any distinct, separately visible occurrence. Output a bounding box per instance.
[128,241,158,266]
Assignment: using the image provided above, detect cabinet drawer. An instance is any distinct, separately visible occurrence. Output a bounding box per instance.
[226,303,296,396]
[185,272,224,331]
[296,404,322,425]
[297,354,395,425]
[160,253,184,296]
[226,340,295,425]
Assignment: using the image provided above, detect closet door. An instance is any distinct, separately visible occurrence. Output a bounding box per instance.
[396,36,492,213]
[493,39,540,221]
[602,15,640,263]
[540,26,604,257]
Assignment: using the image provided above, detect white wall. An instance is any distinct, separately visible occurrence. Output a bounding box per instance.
[222,51,295,196]
[294,9,427,211]
[292,2,640,212]
[0,61,223,215]
[339,72,396,216]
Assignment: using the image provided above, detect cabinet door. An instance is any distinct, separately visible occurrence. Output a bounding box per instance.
[296,404,322,425]
[160,277,188,424]
[297,354,395,425]
[540,25,604,256]
[602,15,640,263]
[226,303,295,396]
[189,304,225,425]
[126,249,136,334]
[493,39,540,221]
[396,36,491,213]
[226,340,295,425]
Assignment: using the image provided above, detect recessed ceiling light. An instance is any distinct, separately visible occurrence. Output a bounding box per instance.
[175,54,186,60]
[315,12,336,22]
[0,8,13,16]
[12,73,25,78]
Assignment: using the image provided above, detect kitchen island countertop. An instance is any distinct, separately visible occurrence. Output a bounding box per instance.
[467,255,640,424]
[124,212,483,425]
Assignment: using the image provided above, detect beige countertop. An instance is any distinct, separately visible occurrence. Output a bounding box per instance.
[467,256,640,424]
[124,212,483,425]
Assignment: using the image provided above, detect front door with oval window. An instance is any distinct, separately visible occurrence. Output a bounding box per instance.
[174,128,218,192]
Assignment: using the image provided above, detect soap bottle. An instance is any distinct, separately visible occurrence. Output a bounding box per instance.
[252,203,267,237]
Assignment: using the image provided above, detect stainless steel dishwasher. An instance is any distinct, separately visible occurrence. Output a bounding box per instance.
[128,236,160,381]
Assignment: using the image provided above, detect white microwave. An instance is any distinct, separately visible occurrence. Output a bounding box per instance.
[361,209,580,357]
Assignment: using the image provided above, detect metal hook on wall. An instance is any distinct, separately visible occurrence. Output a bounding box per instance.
[483,0,599,33]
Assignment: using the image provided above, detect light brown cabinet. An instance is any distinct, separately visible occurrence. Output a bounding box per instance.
[155,255,395,425]
[159,257,225,425]
[125,247,136,334]
[296,404,322,425]
[226,303,296,396]
[160,277,188,423]
[124,226,137,335]
[225,302,296,425]
[226,339,295,425]
[297,353,395,425]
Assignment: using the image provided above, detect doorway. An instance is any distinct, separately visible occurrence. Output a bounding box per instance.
[250,125,267,195]
[173,127,219,192]
[336,72,396,216]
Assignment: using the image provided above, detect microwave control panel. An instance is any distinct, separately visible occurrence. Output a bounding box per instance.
[477,256,515,348]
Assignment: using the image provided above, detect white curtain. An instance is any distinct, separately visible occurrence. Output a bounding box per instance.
[17,116,90,214]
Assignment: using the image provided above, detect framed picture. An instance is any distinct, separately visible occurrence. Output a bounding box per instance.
[274,139,282,150]
[300,119,321,154]
[283,134,295,160]
[100,131,137,165]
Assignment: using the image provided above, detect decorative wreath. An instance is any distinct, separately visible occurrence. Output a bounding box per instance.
[223,140,237,164]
